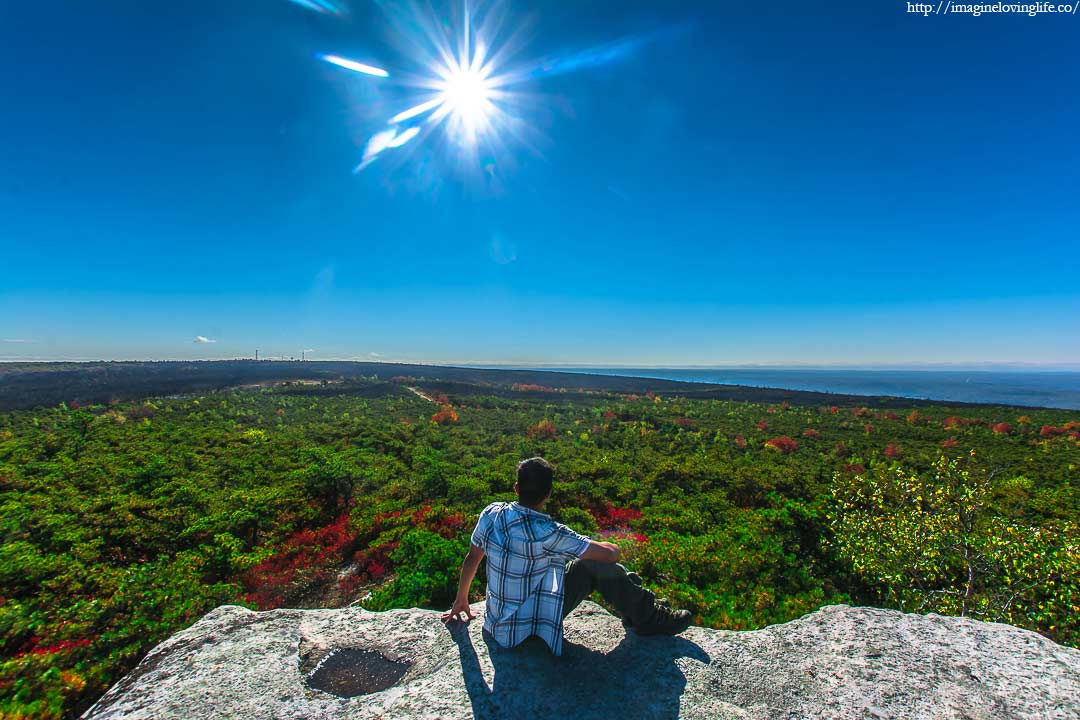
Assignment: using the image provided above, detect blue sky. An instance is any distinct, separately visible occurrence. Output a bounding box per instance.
[2,0,1078,366]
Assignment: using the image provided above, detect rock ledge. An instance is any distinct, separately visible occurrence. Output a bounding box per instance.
[84,602,1080,719]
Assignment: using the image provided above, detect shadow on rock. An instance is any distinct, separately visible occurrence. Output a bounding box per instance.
[449,621,711,720]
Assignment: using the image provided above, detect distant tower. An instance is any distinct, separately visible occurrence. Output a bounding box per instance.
[255,349,259,361]
[302,350,305,362]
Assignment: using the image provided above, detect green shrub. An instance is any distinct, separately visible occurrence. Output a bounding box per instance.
[552,506,599,536]
[363,529,473,610]
[829,454,1080,645]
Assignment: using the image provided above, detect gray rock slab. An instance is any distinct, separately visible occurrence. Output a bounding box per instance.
[83,602,1080,720]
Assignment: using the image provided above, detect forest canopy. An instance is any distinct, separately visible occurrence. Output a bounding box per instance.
[1,375,1077,719]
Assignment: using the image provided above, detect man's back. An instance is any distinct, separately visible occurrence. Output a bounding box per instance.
[470,501,590,656]
[443,458,692,650]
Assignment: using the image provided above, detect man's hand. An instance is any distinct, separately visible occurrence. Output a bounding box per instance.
[441,597,475,624]
[443,543,484,624]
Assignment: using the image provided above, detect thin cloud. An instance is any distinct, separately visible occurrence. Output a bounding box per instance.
[3,338,34,343]
[369,352,383,358]
[193,336,217,344]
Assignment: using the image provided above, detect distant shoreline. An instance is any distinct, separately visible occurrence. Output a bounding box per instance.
[2,360,1077,412]
[475,366,1080,411]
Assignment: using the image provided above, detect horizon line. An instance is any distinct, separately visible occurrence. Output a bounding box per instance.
[2,357,1080,372]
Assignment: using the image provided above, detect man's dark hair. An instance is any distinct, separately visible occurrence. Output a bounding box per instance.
[516,457,554,506]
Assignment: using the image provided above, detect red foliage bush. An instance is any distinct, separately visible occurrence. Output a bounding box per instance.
[734,434,747,448]
[590,504,643,530]
[764,436,798,454]
[338,573,364,596]
[350,543,396,585]
[884,443,902,459]
[527,420,557,439]
[1040,425,1066,437]
[247,505,472,609]
[941,438,960,448]
[512,383,553,392]
[829,406,839,414]
[834,442,850,457]
[602,411,618,419]
[756,420,768,431]
[244,513,357,609]
[863,423,873,435]
[842,464,866,474]
[992,423,1012,435]
[674,417,696,428]
[16,638,92,658]
[801,428,820,438]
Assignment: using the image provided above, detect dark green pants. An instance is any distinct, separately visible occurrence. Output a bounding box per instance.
[561,558,657,625]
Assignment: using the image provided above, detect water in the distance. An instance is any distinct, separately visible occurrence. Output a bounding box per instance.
[518,368,1080,410]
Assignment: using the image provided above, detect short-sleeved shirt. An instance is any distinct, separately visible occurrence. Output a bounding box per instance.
[470,501,591,656]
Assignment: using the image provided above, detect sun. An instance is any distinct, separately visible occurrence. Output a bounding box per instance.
[316,1,677,174]
[324,2,523,169]
[435,61,496,144]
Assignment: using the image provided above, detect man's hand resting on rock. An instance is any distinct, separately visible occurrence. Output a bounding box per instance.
[441,597,475,624]
[443,543,485,624]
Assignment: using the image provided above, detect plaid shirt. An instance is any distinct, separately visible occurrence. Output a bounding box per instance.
[470,501,591,656]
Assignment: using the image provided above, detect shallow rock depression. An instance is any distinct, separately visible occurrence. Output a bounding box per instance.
[83,601,1080,720]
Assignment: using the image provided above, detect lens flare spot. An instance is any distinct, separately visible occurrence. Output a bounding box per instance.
[319,54,389,78]
[390,98,443,125]
[287,0,347,16]
[387,126,420,148]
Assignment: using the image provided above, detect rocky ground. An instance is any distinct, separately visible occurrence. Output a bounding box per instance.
[83,601,1080,719]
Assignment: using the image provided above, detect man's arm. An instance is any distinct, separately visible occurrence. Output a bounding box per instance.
[580,539,620,563]
[441,543,486,623]
[545,521,619,564]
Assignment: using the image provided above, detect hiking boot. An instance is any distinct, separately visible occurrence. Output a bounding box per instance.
[633,604,693,636]
[621,598,670,628]
[620,573,679,630]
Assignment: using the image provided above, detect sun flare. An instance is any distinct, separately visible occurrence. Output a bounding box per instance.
[318,2,673,174]
[436,61,496,144]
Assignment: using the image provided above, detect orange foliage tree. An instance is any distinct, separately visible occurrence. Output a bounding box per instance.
[431,406,458,424]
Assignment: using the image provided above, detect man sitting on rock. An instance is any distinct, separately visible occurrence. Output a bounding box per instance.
[441,456,692,655]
